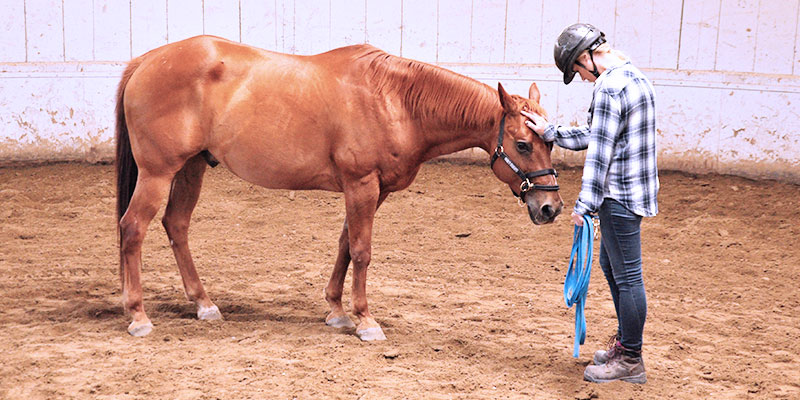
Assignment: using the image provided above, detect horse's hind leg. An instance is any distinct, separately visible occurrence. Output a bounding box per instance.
[161,155,222,321]
[324,222,356,329]
[120,172,174,336]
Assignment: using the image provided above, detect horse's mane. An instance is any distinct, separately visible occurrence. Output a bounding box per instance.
[358,50,501,130]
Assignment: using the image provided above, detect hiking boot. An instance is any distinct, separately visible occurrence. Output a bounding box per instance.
[592,334,621,365]
[584,353,647,384]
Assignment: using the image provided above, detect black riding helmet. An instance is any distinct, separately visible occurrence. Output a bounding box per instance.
[554,23,607,84]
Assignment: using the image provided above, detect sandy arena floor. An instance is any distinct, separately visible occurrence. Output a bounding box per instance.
[1,160,799,399]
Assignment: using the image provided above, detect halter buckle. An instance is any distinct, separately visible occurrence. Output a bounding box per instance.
[520,179,532,194]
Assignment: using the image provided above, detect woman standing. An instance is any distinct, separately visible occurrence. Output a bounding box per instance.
[523,23,659,384]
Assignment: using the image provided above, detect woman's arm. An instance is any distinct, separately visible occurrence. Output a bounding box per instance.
[522,111,590,150]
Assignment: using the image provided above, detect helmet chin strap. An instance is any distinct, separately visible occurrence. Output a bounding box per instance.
[576,50,601,79]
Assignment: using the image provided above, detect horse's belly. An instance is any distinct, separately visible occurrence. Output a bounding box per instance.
[210,126,340,192]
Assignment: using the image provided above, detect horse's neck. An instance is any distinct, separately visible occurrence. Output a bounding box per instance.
[417,117,500,162]
[394,70,501,160]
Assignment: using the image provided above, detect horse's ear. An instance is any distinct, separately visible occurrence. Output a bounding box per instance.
[529,82,541,103]
[497,82,516,113]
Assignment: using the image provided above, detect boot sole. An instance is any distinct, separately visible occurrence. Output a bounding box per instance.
[583,371,647,384]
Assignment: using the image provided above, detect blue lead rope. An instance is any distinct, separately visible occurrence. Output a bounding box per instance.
[563,214,597,358]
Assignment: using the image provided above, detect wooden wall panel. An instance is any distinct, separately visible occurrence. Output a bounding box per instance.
[63,0,93,61]
[471,0,507,63]
[753,0,799,75]
[26,0,64,61]
[649,0,682,69]
[331,0,366,50]
[437,0,471,63]
[716,0,758,73]
[93,1,130,61]
[204,0,241,42]
[241,0,278,51]
[401,1,437,62]
[168,0,204,43]
[365,0,401,55]
[679,0,720,71]
[615,0,654,67]
[540,0,578,64]
[0,0,25,62]
[131,0,168,57]
[505,0,544,64]
[294,1,330,55]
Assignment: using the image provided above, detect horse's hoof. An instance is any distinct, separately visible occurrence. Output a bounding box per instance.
[357,327,387,341]
[127,320,153,337]
[198,304,222,320]
[326,314,356,329]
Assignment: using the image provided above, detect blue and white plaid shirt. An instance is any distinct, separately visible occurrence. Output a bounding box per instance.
[542,61,659,217]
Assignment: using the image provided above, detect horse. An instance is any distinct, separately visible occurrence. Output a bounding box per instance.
[115,35,563,341]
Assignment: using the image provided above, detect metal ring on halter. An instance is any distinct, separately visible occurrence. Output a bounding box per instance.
[520,179,532,194]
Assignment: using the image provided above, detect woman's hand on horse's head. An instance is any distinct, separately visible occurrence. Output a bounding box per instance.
[521,110,548,136]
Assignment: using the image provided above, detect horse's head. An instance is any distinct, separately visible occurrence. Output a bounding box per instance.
[490,82,563,225]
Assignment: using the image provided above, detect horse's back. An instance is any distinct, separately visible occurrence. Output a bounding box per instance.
[122,36,404,190]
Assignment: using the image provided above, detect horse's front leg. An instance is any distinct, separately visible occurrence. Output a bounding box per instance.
[337,175,386,341]
[325,192,389,331]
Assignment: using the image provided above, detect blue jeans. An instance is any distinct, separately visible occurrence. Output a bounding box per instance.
[598,198,647,351]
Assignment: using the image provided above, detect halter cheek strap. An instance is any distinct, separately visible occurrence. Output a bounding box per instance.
[490,114,560,201]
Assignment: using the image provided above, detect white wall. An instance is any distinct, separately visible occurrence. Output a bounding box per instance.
[1,0,799,183]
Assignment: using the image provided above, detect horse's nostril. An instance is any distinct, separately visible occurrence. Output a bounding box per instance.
[541,204,554,219]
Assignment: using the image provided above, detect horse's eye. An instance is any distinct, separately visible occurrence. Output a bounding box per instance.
[516,141,532,154]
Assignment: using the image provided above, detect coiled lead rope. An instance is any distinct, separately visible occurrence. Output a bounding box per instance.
[563,214,597,358]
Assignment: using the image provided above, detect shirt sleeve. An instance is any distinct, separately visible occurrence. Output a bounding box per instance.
[542,123,590,151]
[574,88,623,216]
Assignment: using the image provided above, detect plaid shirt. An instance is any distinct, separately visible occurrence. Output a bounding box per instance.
[542,61,659,217]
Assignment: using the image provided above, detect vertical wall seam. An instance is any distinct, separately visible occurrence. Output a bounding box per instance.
[129,0,133,59]
[649,0,655,66]
[793,0,800,74]
[469,0,474,62]
[752,0,761,72]
[202,0,206,34]
[361,0,365,43]
[165,0,169,43]
[239,0,242,42]
[92,0,95,60]
[292,0,296,53]
[502,0,509,63]
[713,0,722,71]
[435,0,439,62]
[612,0,618,49]
[400,0,404,56]
[23,0,28,61]
[677,0,685,70]
[61,0,66,61]
[538,0,544,64]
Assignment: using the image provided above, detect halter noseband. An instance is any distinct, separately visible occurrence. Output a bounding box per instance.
[490,114,559,202]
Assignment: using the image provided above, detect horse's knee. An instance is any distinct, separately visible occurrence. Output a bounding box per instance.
[349,245,371,267]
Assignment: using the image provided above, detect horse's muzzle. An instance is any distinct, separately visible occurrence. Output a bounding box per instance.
[527,196,563,225]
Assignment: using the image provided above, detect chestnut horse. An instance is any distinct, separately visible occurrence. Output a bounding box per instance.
[115,35,562,340]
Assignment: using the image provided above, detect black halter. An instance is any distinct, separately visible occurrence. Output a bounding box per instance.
[490,114,559,201]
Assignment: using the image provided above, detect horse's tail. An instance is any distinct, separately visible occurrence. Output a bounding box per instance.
[115,58,143,244]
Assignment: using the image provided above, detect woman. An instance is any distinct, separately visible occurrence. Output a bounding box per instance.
[523,23,659,384]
